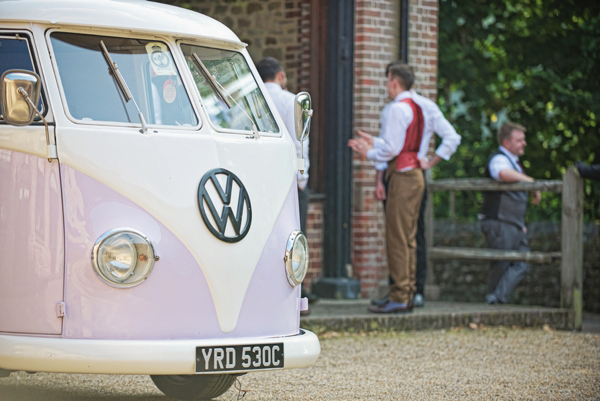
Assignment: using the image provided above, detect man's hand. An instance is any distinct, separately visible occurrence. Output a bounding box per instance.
[419,155,442,170]
[532,190,541,206]
[419,158,433,170]
[356,130,374,147]
[348,134,373,158]
[375,179,386,200]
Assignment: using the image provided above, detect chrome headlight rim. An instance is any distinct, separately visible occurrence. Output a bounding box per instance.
[284,230,309,287]
[91,228,156,288]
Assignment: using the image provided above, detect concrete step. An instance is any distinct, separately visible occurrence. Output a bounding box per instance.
[300,300,574,334]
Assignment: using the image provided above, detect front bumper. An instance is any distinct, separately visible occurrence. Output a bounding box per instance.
[0,330,320,375]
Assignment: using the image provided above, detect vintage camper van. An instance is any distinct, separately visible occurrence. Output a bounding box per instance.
[0,0,320,399]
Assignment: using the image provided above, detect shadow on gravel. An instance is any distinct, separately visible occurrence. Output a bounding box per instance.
[0,373,176,401]
[0,386,173,401]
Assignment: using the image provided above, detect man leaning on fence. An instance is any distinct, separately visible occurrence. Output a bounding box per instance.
[479,122,541,304]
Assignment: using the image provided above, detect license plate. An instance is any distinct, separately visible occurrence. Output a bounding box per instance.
[196,343,284,373]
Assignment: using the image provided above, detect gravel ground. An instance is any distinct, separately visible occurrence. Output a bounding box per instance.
[0,327,598,401]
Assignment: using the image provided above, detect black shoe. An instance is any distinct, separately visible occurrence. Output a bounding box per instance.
[301,289,320,304]
[371,293,390,307]
[485,293,501,304]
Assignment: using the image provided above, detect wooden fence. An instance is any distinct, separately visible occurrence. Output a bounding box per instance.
[425,167,584,330]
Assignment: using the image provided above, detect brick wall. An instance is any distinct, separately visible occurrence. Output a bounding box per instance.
[353,0,400,297]
[352,0,439,299]
[409,0,439,99]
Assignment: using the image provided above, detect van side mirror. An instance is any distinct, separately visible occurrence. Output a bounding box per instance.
[1,69,42,126]
[294,92,312,142]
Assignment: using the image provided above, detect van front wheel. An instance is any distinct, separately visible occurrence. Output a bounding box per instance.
[150,374,235,400]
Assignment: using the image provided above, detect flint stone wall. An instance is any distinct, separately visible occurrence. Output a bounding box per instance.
[432,220,600,313]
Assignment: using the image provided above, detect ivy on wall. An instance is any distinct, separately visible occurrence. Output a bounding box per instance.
[436,0,600,222]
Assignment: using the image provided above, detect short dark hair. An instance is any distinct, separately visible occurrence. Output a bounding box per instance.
[497,122,526,145]
[256,57,282,82]
[385,62,415,90]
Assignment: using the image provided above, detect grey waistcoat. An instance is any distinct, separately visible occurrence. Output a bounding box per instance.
[480,149,528,229]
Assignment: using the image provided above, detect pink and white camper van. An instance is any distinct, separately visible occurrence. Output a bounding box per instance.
[0,0,319,399]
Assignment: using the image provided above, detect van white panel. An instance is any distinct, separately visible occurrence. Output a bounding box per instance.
[0,125,48,159]
[57,125,296,333]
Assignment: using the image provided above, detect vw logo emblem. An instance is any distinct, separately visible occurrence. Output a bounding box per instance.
[197,168,252,243]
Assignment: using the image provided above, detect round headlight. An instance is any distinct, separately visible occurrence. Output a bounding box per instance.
[91,229,155,288]
[284,230,309,286]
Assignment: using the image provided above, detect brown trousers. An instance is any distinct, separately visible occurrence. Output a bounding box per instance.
[385,168,425,303]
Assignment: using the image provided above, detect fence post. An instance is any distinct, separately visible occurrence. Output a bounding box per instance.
[449,191,456,223]
[561,166,584,330]
[424,169,439,300]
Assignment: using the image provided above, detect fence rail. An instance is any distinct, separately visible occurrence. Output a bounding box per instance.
[429,247,562,264]
[425,167,584,330]
[429,178,564,193]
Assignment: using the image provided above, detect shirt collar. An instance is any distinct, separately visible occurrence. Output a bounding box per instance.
[393,90,411,102]
[264,82,282,91]
[499,145,519,162]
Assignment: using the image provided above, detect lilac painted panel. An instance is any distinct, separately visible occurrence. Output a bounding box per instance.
[0,150,64,335]
[62,166,300,340]
[235,179,302,337]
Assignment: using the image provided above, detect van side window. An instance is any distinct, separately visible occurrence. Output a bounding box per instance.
[181,44,278,134]
[0,34,44,120]
[49,32,198,127]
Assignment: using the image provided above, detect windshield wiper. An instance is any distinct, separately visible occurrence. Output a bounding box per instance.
[191,53,232,109]
[100,40,148,134]
[191,53,260,139]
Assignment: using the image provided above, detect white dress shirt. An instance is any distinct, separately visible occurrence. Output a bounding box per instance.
[489,146,523,181]
[264,82,310,190]
[373,90,461,171]
[367,91,415,171]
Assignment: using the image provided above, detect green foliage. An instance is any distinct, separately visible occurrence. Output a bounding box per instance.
[436,0,600,222]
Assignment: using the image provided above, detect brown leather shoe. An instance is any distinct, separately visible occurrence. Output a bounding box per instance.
[368,301,413,314]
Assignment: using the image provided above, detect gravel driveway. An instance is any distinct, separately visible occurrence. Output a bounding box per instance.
[1,328,598,400]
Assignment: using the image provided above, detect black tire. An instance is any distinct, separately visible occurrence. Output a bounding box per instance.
[150,374,236,400]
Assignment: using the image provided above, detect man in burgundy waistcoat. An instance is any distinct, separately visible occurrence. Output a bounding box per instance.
[349,63,425,313]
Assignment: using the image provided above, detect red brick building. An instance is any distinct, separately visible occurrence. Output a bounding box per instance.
[158,0,440,299]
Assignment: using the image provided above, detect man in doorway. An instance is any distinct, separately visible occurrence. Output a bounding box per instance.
[480,122,541,304]
[256,57,316,310]
[256,57,310,231]
[349,63,425,313]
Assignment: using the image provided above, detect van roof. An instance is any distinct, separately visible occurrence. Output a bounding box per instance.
[1,0,244,47]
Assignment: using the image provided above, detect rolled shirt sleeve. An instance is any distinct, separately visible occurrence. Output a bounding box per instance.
[488,154,515,181]
[413,91,461,161]
[431,109,461,160]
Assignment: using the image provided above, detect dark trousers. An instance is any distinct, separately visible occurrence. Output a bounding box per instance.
[298,187,309,296]
[386,172,428,296]
[481,219,530,303]
[298,187,308,233]
[415,183,427,295]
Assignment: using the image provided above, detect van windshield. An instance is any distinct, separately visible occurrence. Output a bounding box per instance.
[181,44,278,133]
[50,32,198,127]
